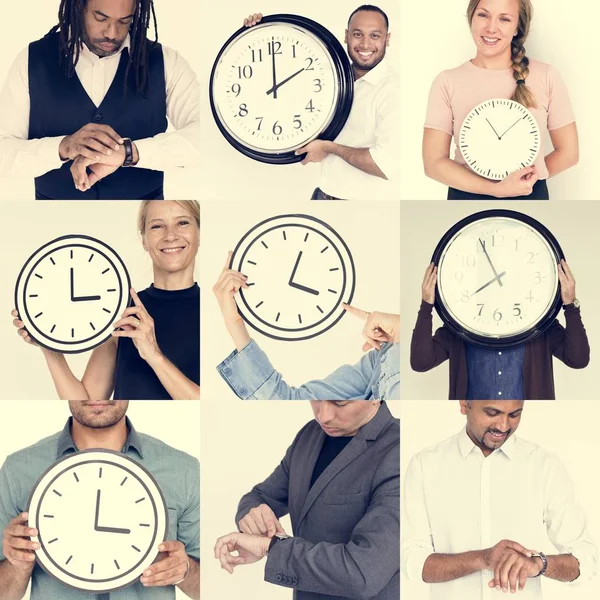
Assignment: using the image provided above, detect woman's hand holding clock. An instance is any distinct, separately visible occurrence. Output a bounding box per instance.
[422,263,438,305]
[493,166,538,198]
[343,303,400,352]
[558,260,576,305]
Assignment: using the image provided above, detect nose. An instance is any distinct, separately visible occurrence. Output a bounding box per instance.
[494,415,509,433]
[162,223,179,241]
[316,401,335,424]
[103,21,119,41]
[486,19,499,34]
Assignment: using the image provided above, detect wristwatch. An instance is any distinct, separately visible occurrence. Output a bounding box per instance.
[530,551,548,577]
[267,533,289,555]
[122,137,134,167]
[563,298,580,309]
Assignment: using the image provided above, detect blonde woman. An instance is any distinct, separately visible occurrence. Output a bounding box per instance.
[423,0,578,199]
[11,201,200,400]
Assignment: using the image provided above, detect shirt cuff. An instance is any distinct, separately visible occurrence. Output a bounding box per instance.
[369,146,395,181]
[567,544,598,583]
[132,137,159,171]
[378,342,399,400]
[216,340,275,399]
[403,545,434,583]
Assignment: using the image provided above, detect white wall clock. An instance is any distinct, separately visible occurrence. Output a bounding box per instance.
[431,209,563,348]
[15,235,131,354]
[27,449,168,593]
[210,14,354,164]
[230,214,355,341]
[459,99,540,180]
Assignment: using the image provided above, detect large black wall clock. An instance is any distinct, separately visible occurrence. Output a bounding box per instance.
[27,449,168,593]
[431,209,564,348]
[210,14,354,164]
[15,235,131,354]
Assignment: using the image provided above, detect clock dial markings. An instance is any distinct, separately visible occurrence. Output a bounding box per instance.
[88,253,94,262]
[282,231,287,240]
[101,268,110,275]
[91,563,94,575]
[107,288,116,292]
[276,312,281,322]
[52,489,62,497]
[120,476,128,486]
[303,232,309,242]
[327,289,337,294]
[50,257,56,266]
[139,523,150,527]
[48,537,58,544]
[255,300,264,308]
[298,314,302,324]
[65,555,73,565]
[114,559,121,570]
[102,308,111,313]
[316,305,324,314]
[261,241,268,249]
[35,274,43,279]
[34,311,43,318]
[132,545,141,552]
[90,322,96,331]
[99,467,102,478]
[248,260,257,265]
[71,328,74,338]
[29,294,39,298]
[320,246,329,253]
[43,514,54,518]
[73,472,79,482]
[135,497,146,504]
[329,267,339,272]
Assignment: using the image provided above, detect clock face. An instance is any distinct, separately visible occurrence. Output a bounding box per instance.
[210,14,354,164]
[230,214,355,341]
[15,235,131,353]
[459,99,541,180]
[433,211,563,347]
[27,450,167,593]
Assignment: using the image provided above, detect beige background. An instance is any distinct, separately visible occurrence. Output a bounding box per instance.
[0,400,201,600]
[0,201,200,400]
[400,201,599,400]
[198,0,400,202]
[399,0,600,201]
[0,0,201,200]
[400,400,600,599]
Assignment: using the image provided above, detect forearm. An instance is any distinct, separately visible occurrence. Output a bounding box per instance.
[422,550,484,583]
[0,560,32,600]
[326,142,387,179]
[227,318,252,353]
[42,349,91,400]
[410,302,448,371]
[133,128,200,172]
[545,149,578,178]
[147,353,199,400]
[544,553,581,582]
[424,157,497,195]
[554,308,590,368]
[178,557,200,600]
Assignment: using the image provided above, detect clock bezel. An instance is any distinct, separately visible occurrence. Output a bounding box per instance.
[209,13,354,165]
[431,209,565,349]
[26,448,168,594]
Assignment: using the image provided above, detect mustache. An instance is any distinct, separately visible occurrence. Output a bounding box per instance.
[487,428,510,435]
[94,38,119,45]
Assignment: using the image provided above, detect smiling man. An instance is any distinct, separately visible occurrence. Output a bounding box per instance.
[0,0,200,199]
[402,400,598,599]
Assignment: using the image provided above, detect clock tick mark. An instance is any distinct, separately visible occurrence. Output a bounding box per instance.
[35,274,43,279]
[327,289,337,294]
[29,294,39,298]
[90,322,96,331]
[52,489,62,497]
[66,555,73,565]
[276,312,281,322]
[73,472,79,482]
[101,268,110,275]
[303,232,309,242]
[91,563,94,575]
[70,250,73,260]
[255,301,264,308]
[261,241,268,249]
[283,231,287,240]
[247,260,257,266]
[135,497,146,504]
[132,545,141,552]
[298,314,302,324]
[320,246,329,253]
[88,254,94,263]
[114,559,120,570]
[102,308,111,313]
[316,305,324,314]
[34,312,43,318]
[50,257,56,266]
[139,523,150,527]
[99,467,102,479]
[48,538,58,544]
[43,514,54,518]
[107,288,116,292]
[329,268,339,272]
[120,476,128,486]
[50,324,56,333]
[71,328,74,338]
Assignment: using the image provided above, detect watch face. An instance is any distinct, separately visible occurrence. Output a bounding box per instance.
[432,210,563,348]
[27,450,167,593]
[210,14,354,164]
[230,214,355,341]
[15,235,131,353]
[459,99,541,180]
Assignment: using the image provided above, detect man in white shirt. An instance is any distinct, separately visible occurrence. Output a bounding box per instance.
[402,400,598,599]
[0,0,200,199]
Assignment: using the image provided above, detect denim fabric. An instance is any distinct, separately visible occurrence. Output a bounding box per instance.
[0,418,199,600]
[466,343,526,400]
[217,340,399,400]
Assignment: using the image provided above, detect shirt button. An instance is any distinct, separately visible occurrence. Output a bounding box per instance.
[276,574,282,583]
[239,388,247,396]
[223,367,232,377]
[93,113,103,122]
[498,351,502,356]
[498,371,502,375]
[498,391,502,396]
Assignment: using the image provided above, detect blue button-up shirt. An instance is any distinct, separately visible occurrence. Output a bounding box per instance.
[217,339,399,400]
[0,418,199,600]
[466,343,526,400]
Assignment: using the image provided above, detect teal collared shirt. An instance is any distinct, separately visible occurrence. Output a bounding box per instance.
[0,418,199,600]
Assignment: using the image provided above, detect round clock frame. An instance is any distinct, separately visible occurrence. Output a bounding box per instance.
[431,209,565,349]
[209,14,354,164]
[26,449,168,594]
[14,234,131,354]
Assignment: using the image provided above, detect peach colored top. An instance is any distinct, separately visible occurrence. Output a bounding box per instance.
[424,59,575,180]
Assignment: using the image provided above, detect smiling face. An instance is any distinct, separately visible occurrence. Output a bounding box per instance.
[81,0,136,57]
[344,10,390,76]
[460,400,524,455]
[310,401,380,437]
[469,0,520,64]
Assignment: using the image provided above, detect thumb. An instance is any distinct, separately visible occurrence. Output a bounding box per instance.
[266,521,276,538]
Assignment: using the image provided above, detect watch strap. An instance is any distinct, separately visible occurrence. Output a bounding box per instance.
[563,298,580,310]
[531,551,548,577]
[122,138,134,167]
[267,534,289,555]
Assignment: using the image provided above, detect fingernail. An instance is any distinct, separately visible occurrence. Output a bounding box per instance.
[158,544,165,551]
[144,569,151,576]
[32,543,39,549]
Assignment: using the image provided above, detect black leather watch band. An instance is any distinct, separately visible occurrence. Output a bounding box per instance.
[268,534,288,554]
[122,138,134,167]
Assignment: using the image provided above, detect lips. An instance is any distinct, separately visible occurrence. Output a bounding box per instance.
[481,36,500,46]
[160,246,186,254]
[357,50,375,58]
[487,430,508,441]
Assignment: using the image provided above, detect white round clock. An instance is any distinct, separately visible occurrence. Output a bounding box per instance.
[27,449,168,593]
[459,99,541,180]
[15,235,131,354]
[230,214,355,341]
[432,210,563,348]
[210,14,353,164]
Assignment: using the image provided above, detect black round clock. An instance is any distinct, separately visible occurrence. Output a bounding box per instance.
[431,209,564,348]
[209,14,354,164]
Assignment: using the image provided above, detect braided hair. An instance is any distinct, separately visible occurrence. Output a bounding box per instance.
[47,0,158,96]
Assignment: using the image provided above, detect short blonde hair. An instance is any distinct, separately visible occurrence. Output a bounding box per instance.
[137,201,200,235]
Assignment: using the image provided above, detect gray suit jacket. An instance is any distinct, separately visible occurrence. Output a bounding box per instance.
[236,403,400,600]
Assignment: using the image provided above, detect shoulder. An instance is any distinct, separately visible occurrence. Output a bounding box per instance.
[160,44,196,76]
[431,62,471,87]
[137,432,199,471]
[3,431,62,472]
[514,436,562,467]
[409,432,460,466]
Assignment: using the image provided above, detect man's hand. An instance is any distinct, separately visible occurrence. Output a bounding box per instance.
[480,540,534,593]
[238,504,287,537]
[488,549,542,593]
[59,123,123,162]
[2,513,38,572]
[295,140,332,164]
[342,303,400,351]
[214,532,270,574]
[140,540,190,587]
[422,263,437,305]
[558,259,576,305]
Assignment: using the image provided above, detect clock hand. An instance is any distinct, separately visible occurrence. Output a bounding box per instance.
[288,251,303,285]
[266,67,305,96]
[94,489,101,530]
[485,117,501,140]
[70,267,75,302]
[471,271,507,296]
[270,37,278,100]
[96,525,132,534]
[289,281,320,296]
[478,238,504,287]
[498,117,523,140]
[94,488,131,534]
[72,294,102,302]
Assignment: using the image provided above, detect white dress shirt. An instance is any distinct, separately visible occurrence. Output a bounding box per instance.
[318,57,399,201]
[0,35,200,178]
[402,428,597,600]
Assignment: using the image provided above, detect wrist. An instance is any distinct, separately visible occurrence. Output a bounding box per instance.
[476,549,489,571]
[145,348,165,368]
[58,136,70,161]
[132,142,139,165]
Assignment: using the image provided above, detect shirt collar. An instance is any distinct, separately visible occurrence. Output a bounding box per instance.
[80,33,131,60]
[355,56,390,87]
[458,426,517,460]
[56,416,144,459]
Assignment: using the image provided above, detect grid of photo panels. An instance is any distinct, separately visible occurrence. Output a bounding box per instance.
[1,1,599,600]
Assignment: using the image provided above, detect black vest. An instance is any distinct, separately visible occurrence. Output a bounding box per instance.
[28,32,167,199]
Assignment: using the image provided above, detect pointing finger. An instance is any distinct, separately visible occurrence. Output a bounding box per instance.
[342,303,368,320]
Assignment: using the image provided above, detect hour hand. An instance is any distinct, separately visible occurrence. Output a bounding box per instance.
[289,281,320,296]
[485,118,501,140]
[94,489,131,534]
[71,267,101,301]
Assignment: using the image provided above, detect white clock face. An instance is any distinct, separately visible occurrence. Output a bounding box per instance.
[15,235,130,353]
[212,21,340,154]
[437,216,559,339]
[28,450,167,593]
[459,99,541,180]
[231,215,355,340]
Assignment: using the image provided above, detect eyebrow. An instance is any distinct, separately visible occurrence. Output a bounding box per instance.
[477,8,514,16]
[95,10,135,20]
[352,28,384,34]
[148,215,191,223]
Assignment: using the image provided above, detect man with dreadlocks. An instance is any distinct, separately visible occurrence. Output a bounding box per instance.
[0,0,200,199]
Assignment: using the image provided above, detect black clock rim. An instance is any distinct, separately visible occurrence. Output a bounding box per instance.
[229,214,356,341]
[430,209,565,349]
[209,13,354,165]
[14,234,132,355]
[26,449,168,595]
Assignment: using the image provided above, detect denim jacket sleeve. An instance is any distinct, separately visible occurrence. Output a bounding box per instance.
[217,340,399,400]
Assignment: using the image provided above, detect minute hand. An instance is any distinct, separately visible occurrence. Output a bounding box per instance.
[266,68,305,96]
[478,238,504,288]
[498,118,522,139]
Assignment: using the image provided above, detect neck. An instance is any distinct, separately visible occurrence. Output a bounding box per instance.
[472,49,513,70]
[353,65,368,80]
[152,266,195,291]
[71,417,128,451]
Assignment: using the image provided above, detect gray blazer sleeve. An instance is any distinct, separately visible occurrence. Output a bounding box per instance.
[263,444,399,599]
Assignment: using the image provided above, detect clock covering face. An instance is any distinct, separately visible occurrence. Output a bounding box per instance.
[15,235,131,353]
[27,450,167,593]
[230,215,355,341]
[210,15,353,163]
[459,99,541,180]
[436,215,560,343]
